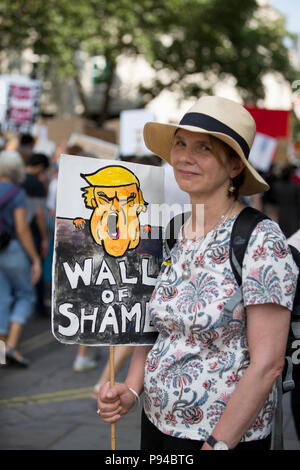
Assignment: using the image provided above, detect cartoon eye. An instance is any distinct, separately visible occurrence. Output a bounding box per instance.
[128,193,137,204]
[97,192,111,203]
[120,192,136,206]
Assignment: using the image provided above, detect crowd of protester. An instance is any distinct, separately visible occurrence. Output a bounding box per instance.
[243,163,300,238]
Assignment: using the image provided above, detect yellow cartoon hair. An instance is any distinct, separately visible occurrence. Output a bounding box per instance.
[81,165,148,210]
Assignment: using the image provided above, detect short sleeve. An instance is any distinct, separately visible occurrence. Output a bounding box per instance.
[12,187,27,210]
[1,186,27,236]
[242,219,298,311]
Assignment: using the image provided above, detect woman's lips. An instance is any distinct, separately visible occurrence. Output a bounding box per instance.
[178,169,200,177]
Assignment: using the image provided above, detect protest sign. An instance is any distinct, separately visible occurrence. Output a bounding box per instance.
[85,123,117,144]
[245,107,291,138]
[273,138,291,167]
[33,139,56,158]
[120,109,155,157]
[43,117,86,146]
[68,133,119,160]
[248,132,277,172]
[52,154,165,346]
[0,74,42,134]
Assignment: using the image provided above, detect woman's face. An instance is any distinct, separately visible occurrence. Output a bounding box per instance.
[170,129,239,200]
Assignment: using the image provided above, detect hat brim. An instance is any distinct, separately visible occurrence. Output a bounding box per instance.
[143,122,269,196]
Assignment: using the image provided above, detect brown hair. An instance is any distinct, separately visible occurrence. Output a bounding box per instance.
[209,135,245,199]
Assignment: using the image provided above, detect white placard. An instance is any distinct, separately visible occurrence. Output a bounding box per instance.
[68,133,119,160]
[248,132,277,172]
[33,139,56,158]
[120,109,155,157]
[56,154,165,226]
[52,154,165,346]
[0,74,42,134]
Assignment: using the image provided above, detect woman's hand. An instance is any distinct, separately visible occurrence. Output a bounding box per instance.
[97,382,137,423]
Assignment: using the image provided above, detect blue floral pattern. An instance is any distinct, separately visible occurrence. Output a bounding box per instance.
[144,216,298,442]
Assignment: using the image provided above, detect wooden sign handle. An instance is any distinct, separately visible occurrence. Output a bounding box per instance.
[109,346,116,450]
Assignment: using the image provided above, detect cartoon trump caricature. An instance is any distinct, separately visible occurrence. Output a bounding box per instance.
[73,165,148,258]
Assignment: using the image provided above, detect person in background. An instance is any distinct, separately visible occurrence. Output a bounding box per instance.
[4,131,19,152]
[0,150,41,367]
[42,161,58,314]
[272,165,300,238]
[22,153,50,316]
[97,95,297,451]
[73,344,97,372]
[17,133,36,164]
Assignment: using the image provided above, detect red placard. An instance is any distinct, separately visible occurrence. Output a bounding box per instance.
[244,106,291,138]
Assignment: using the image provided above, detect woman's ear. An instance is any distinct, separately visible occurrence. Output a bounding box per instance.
[230,159,245,179]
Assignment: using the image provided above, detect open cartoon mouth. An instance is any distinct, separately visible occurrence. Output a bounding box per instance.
[107,212,120,240]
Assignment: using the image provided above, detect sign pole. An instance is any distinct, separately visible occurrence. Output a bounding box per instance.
[110,345,116,450]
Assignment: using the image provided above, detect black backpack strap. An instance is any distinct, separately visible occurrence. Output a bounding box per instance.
[230,206,269,287]
[0,185,20,208]
[165,211,191,252]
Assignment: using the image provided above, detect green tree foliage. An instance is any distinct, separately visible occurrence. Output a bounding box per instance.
[0,0,296,122]
[139,0,296,103]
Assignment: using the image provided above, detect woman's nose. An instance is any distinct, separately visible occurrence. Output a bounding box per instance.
[178,146,195,163]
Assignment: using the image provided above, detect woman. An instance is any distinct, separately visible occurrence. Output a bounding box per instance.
[0,150,41,367]
[97,96,297,450]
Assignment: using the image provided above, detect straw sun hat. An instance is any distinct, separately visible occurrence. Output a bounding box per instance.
[143,95,269,196]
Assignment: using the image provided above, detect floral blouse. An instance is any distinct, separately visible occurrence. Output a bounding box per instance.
[143,215,298,442]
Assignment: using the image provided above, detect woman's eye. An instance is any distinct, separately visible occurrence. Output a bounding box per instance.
[197,144,211,153]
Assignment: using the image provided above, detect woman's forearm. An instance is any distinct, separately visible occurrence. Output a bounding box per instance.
[16,225,40,262]
[203,362,282,449]
[14,207,40,262]
[124,345,152,395]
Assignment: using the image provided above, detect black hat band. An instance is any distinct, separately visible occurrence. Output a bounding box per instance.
[179,112,250,159]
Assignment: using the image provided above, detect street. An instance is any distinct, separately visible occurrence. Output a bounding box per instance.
[0,313,140,451]
[0,312,300,451]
